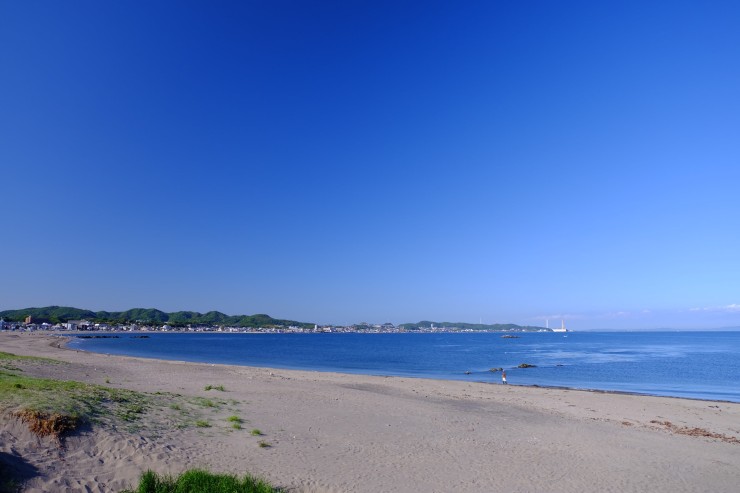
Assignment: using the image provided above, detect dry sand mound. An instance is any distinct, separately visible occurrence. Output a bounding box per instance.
[0,415,187,492]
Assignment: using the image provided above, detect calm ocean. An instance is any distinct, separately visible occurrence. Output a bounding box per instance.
[68,331,740,402]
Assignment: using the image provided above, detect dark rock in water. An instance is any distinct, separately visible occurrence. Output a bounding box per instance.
[501,335,520,339]
[130,335,150,339]
[489,367,503,372]
[517,363,536,368]
[556,364,564,367]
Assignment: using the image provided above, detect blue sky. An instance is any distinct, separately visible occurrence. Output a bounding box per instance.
[2,1,739,329]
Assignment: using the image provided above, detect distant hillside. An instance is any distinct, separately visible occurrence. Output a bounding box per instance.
[399,320,548,331]
[0,306,314,329]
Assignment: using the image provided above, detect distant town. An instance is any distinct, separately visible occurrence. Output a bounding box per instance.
[0,317,557,334]
[0,306,559,334]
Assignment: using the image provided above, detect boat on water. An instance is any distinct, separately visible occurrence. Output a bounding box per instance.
[552,320,568,333]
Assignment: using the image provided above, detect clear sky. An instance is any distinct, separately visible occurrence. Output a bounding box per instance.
[2,1,739,330]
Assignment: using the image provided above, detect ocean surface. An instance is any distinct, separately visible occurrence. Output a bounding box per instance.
[68,331,740,402]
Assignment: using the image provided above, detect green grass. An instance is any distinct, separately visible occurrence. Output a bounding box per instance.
[0,351,60,371]
[204,384,226,391]
[193,397,218,408]
[0,351,252,438]
[258,440,271,448]
[0,359,197,435]
[250,428,262,436]
[0,370,129,423]
[0,368,171,441]
[121,469,278,493]
[0,352,59,363]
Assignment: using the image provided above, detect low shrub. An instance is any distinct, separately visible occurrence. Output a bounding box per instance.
[122,469,278,493]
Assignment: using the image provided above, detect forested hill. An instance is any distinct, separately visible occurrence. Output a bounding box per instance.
[399,321,547,331]
[0,306,314,328]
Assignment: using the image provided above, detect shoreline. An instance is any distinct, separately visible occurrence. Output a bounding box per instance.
[2,332,739,492]
[63,331,740,404]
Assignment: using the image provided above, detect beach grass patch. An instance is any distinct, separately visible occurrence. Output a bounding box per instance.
[257,440,270,448]
[0,356,240,436]
[122,468,278,493]
[204,384,226,391]
[250,428,262,436]
[117,403,145,422]
[0,369,189,438]
[0,351,60,364]
[193,397,221,408]
[195,420,210,428]
[0,351,61,372]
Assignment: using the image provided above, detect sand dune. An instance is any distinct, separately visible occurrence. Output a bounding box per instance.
[1,332,739,492]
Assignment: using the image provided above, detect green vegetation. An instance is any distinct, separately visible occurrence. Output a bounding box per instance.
[204,384,225,391]
[0,355,273,490]
[0,353,235,437]
[398,321,547,331]
[194,397,217,408]
[250,428,263,436]
[121,469,278,493]
[0,351,61,371]
[0,370,144,427]
[0,352,58,363]
[0,305,314,328]
[257,440,271,448]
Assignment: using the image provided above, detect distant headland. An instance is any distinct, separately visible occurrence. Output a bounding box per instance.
[0,306,550,333]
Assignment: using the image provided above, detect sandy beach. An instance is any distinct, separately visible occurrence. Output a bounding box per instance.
[1,332,739,492]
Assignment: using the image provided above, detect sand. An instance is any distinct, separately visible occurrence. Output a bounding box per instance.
[1,332,739,492]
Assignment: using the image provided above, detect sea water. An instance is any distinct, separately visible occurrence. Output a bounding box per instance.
[68,331,740,402]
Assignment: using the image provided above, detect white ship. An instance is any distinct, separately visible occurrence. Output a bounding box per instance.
[552,320,567,333]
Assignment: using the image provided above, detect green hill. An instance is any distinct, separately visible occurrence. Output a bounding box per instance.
[0,306,313,329]
[399,320,547,331]
[0,306,97,324]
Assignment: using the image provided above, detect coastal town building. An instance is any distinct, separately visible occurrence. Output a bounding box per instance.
[66,320,92,330]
